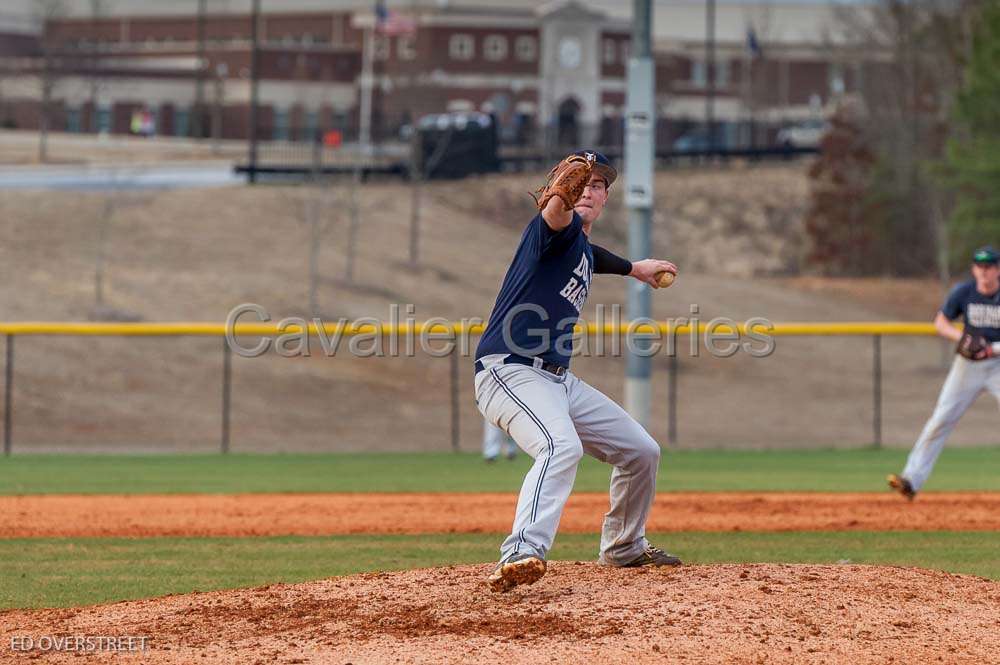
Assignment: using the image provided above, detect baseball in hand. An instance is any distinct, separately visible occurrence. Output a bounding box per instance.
[655,271,676,288]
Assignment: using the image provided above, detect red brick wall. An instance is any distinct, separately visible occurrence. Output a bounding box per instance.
[600,32,629,78]
[786,60,828,105]
[46,19,122,44]
[159,103,175,136]
[257,49,360,83]
[47,12,358,46]
[112,102,142,134]
[379,26,539,76]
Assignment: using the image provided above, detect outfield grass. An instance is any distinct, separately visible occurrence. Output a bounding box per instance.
[3,531,998,609]
[1,448,998,494]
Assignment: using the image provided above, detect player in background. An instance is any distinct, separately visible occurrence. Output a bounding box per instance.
[888,246,1000,499]
[483,421,518,462]
[474,151,680,593]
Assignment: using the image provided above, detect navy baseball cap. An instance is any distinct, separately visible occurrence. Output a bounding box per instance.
[973,246,999,265]
[572,149,617,188]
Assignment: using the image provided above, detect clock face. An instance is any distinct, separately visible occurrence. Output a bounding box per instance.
[559,36,582,69]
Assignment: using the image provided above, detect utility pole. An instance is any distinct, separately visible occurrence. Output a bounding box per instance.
[624,0,655,427]
[247,0,261,183]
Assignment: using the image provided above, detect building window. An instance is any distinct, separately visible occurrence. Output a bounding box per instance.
[274,108,289,141]
[716,60,730,87]
[829,63,845,96]
[304,110,318,142]
[174,109,189,137]
[603,39,616,65]
[691,60,706,88]
[620,41,630,63]
[66,107,81,133]
[373,35,390,61]
[449,34,474,60]
[96,106,111,133]
[515,35,536,61]
[483,35,508,61]
[398,35,416,60]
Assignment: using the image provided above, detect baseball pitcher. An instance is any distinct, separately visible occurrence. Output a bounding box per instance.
[474,151,680,593]
[888,246,1000,499]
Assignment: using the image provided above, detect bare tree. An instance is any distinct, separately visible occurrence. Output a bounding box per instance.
[407,125,454,266]
[345,166,362,283]
[283,147,364,316]
[91,169,148,321]
[827,0,977,277]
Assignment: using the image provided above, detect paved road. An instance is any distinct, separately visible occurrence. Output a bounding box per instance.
[0,163,243,190]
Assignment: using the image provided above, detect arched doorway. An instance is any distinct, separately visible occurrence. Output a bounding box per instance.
[557,97,580,147]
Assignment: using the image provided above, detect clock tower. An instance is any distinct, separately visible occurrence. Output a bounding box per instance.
[539,1,608,149]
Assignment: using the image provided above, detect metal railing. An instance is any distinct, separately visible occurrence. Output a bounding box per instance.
[0,321,939,456]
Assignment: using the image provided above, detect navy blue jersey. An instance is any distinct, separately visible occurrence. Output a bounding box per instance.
[476,212,593,367]
[941,280,1000,343]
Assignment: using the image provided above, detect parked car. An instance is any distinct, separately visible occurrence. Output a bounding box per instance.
[672,130,712,153]
[776,119,828,149]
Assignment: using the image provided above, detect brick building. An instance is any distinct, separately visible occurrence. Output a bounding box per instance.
[0,0,866,149]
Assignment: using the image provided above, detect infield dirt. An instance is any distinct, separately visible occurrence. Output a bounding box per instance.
[3,492,998,537]
[3,563,998,664]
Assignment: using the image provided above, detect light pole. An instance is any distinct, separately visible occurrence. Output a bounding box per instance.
[247,0,260,183]
[624,0,655,427]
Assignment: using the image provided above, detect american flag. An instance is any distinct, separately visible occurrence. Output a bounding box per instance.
[375,1,416,36]
[746,26,762,59]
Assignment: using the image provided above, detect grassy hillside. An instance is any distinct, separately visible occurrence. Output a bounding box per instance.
[1,165,987,452]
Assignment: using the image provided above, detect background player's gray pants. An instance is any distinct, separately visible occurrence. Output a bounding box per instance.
[482,421,517,460]
[903,355,1000,491]
[475,360,661,565]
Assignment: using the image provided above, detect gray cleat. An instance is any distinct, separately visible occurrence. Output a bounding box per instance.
[620,544,683,568]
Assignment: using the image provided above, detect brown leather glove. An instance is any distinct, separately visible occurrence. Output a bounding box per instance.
[531,153,595,212]
[956,332,993,361]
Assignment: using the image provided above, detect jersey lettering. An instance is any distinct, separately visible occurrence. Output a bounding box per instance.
[559,277,579,299]
[967,303,1000,329]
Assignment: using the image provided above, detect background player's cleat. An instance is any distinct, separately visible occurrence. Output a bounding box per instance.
[487,553,547,593]
[887,474,916,500]
[484,456,498,464]
[619,544,683,568]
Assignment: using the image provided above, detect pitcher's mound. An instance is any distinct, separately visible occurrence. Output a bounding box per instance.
[4,563,998,664]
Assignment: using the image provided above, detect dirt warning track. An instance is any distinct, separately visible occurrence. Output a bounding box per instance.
[3,492,998,537]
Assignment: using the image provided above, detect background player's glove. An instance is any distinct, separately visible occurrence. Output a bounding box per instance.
[956,332,993,360]
[531,153,595,211]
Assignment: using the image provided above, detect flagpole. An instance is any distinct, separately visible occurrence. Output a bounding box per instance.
[359,6,375,155]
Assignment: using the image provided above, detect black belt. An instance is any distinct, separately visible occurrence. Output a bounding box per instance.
[475,354,567,377]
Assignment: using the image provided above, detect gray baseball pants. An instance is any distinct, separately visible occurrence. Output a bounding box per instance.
[474,356,661,565]
[903,355,1000,491]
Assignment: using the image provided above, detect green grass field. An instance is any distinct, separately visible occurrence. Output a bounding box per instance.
[2,447,999,494]
[2,449,997,609]
[3,532,998,609]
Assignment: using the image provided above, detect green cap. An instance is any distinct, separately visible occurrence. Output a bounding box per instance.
[973,246,999,265]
